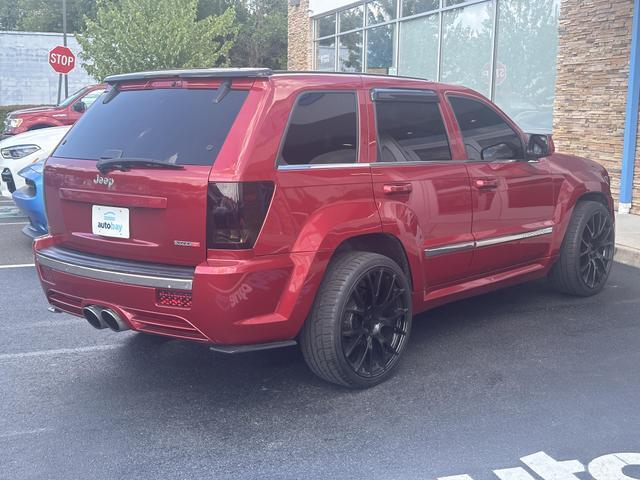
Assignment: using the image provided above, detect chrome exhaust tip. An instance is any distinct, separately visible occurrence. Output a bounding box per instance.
[82,305,107,330]
[100,308,130,332]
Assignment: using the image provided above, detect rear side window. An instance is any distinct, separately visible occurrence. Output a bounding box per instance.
[448,95,524,162]
[375,100,451,162]
[279,92,358,166]
[54,87,249,166]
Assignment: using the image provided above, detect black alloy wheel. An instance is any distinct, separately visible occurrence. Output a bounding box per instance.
[341,267,410,378]
[579,209,614,289]
[300,252,413,388]
[550,200,615,297]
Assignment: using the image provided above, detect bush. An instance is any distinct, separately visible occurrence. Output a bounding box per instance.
[0,105,37,130]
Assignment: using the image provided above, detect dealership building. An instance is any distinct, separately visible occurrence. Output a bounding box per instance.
[288,0,640,214]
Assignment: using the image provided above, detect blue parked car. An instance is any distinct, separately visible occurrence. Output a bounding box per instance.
[12,158,47,238]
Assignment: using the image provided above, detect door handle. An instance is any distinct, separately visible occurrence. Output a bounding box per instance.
[383,183,413,195]
[474,178,499,190]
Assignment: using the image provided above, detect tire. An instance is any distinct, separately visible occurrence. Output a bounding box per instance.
[300,252,412,388]
[549,200,615,297]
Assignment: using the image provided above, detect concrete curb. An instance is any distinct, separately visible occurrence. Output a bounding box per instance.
[614,245,640,269]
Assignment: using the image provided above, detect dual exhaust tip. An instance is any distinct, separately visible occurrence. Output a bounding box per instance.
[82,305,130,332]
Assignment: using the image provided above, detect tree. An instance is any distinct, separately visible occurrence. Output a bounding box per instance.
[197,0,288,70]
[76,0,238,80]
[0,0,97,32]
[231,0,287,70]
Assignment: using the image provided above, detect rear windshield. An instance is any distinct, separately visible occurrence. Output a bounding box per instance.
[54,87,248,166]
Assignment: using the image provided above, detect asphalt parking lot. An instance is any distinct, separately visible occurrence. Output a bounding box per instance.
[1,198,639,480]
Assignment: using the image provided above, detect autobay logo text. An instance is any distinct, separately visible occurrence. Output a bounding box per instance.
[97,211,123,233]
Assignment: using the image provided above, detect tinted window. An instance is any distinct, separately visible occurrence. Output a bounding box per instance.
[54,87,248,166]
[448,96,524,161]
[375,100,451,162]
[279,92,358,166]
[80,89,105,109]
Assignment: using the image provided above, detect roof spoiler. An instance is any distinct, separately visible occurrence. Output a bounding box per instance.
[104,68,273,83]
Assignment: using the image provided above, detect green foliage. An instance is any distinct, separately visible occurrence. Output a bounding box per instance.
[198,0,288,70]
[0,0,97,32]
[76,0,238,80]
[231,0,288,70]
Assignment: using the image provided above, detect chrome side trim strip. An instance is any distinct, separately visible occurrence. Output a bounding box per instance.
[277,163,371,171]
[425,241,475,258]
[36,253,193,290]
[424,227,553,257]
[475,227,554,248]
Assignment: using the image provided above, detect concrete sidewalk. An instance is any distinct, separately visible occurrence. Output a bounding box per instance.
[615,213,640,268]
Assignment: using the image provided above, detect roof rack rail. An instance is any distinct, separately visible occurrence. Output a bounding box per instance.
[105,68,273,83]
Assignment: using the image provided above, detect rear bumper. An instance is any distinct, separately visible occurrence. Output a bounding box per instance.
[34,240,329,346]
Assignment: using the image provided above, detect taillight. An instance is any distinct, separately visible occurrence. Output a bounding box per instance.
[206,182,274,249]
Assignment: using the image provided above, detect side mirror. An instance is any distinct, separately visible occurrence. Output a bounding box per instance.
[527,134,554,159]
[481,142,516,161]
[72,101,86,113]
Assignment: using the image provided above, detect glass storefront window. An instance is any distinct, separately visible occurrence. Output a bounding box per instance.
[340,5,364,32]
[339,31,363,72]
[398,14,439,80]
[494,0,560,133]
[316,38,336,71]
[367,0,397,25]
[312,0,559,132]
[402,0,439,17]
[366,24,395,74]
[441,2,494,97]
[317,14,336,38]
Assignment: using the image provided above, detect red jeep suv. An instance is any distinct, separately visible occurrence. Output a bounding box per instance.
[34,68,614,388]
[2,84,105,137]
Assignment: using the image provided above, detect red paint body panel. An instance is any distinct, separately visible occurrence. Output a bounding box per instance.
[34,72,614,346]
[3,84,105,135]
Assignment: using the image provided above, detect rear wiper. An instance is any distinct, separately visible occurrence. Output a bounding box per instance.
[96,157,184,174]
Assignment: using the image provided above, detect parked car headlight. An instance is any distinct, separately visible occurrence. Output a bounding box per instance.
[8,118,23,129]
[0,144,40,159]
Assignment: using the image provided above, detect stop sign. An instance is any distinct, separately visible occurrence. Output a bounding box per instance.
[49,45,76,74]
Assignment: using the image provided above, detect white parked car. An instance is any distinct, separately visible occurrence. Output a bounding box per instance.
[0,126,70,198]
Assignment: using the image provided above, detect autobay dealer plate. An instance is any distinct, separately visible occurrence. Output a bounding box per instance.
[92,205,130,239]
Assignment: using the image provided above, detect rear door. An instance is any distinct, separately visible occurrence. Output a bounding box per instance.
[45,77,254,266]
[445,93,555,275]
[369,88,473,288]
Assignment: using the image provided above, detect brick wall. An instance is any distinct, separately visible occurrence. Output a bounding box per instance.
[288,0,313,70]
[553,0,638,213]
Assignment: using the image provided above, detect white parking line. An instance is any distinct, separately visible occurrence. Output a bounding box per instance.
[0,344,123,361]
[0,222,28,226]
[0,264,34,269]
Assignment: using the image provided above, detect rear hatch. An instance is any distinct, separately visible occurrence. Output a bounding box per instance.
[45,70,266,266]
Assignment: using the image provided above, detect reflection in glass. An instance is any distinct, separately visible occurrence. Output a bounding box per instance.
[317,14,336,38]
[340,5,364,32]
[398,15,439,80]
[367,0,397,25]
[339,32,363,72]
[367,24,395,74]
[402,0,439,17]
[441,2,494,97]
[494,0,560,133]
[316,38,336,71]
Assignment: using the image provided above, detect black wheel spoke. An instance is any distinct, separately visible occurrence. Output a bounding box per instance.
[578,210,614,290]
[344,334,364,357]
[340,266,410,378]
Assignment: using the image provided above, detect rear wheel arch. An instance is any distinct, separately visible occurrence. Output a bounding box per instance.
[332,233,414,290]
